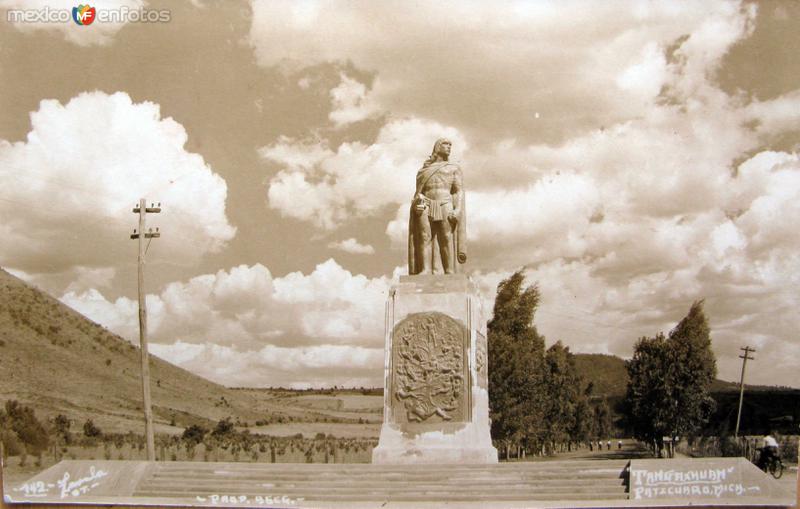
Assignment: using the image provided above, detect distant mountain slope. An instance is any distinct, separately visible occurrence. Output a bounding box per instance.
[571,353,780,398]
[0,268,288,433]
[572,353,629,397]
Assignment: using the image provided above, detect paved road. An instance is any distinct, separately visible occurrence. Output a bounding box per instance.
[510,439,653,462]
[773,464,798,503]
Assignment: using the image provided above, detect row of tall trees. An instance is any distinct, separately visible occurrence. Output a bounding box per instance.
[488,271,612,457]
[488,271,717,459]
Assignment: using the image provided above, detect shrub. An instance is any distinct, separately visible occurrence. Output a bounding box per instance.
[83,419,102,438]
[212,418,235,438]
[52,414,71,444]
[719,436,743,457]
[0,429,25,457]
[3,401,50,454]
[181,424,208,445]
[779,436,798,463]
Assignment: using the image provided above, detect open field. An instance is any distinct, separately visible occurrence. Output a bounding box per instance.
[2,436,377,485]
[249,422,381,438]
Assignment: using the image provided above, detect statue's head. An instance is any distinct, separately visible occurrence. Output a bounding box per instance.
[423,138,451,167]
[432,138,452,160]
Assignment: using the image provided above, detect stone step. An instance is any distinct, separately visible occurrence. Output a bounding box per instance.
[138,492,627,502]
[148,472,623,482]
[138,479,626,492]
[148,460,630,471]
[136,482,628,493]
[148,465,628,477]
[150,466,626,474]
[143,478,624,489]
[147,469,625,480]
[134,487,628,501]
[133,460,631,502]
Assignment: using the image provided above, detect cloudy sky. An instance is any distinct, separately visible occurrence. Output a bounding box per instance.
[1,0,798,389]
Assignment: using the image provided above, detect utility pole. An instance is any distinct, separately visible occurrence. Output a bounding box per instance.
[131,198,161,461]
[734,346,755,439]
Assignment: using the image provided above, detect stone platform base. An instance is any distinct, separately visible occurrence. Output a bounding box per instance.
[373,274,497,464]
[371,439,498,465]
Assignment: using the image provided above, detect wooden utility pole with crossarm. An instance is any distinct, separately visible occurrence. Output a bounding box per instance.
[734,346,755,439]
[131,198,161,461]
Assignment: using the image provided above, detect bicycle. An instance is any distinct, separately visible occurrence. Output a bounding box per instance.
[765,455,784,479]
[757,448,784,479]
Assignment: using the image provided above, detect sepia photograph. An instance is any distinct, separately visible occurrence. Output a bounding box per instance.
[0,1,798,508]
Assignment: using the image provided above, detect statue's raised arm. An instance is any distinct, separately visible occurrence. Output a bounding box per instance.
[408,138,467,275]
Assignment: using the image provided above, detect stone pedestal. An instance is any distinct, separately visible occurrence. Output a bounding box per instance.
[372,274,498,464]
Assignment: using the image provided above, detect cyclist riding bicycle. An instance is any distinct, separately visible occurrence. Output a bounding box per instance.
[756,432,780,470]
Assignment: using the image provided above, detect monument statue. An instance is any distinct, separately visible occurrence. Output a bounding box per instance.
[408,138,467,275]
[373,137,495,465]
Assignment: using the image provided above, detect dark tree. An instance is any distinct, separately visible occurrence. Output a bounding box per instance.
[488,271,593,456]
[666,300,717,440]
[593,398,613,440]
[488,271,546,454]
[3,401,50,454]
[212,417,235,438]
[181,424,208,446]
[571,396,593,446]
[83,419,102,438]
[541,342,583,451]
[624,301,717,456]
[52,414,71,445]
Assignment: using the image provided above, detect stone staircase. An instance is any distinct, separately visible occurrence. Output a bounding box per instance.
[133,459,630,504]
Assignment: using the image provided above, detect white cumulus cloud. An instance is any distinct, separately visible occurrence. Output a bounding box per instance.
[60,259,392,385]
[248,1,757,143]
[261,117,465,229]
[329,73,380,128]
[0,91,236,279]
[327,238,375,255]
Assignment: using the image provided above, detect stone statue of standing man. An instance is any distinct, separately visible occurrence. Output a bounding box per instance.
[408,138,467,275]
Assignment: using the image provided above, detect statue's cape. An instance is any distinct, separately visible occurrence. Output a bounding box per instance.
[408,162,467,275]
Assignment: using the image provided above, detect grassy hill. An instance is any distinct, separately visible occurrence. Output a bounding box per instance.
[570,352,784,398]
[570,352,800,436]
[0,268,350,435]
[572,353,629,397]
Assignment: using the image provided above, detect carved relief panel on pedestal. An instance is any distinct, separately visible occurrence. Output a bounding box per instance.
[391,312,469,424]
